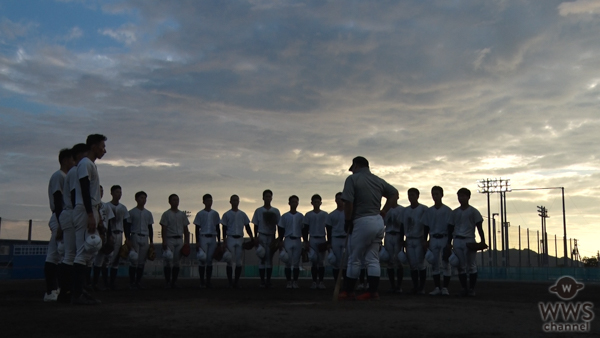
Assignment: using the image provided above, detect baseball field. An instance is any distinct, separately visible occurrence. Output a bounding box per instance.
[0,278,597,337]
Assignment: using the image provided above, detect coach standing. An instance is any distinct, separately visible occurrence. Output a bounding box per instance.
[339,156,398,301]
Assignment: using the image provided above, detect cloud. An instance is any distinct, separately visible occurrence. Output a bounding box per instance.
[99,24,137,45]
[558,0,600,16]
[101,159,180,168]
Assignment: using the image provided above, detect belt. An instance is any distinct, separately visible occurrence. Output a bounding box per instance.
[112,230,123,235]
[432,234,447,239]
[288,236,301,240]
[231,235,242,239]
[407,236,423,239]
[132,233,146,237]
[387,231,400,235]
[311,236,325,238]
[259,233,274,236]
[334,235,347,238]
[171,236,182,239]
[455,235,467,239]
[202,234,214,238]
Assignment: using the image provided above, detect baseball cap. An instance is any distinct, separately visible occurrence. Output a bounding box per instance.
[349,156,369,171]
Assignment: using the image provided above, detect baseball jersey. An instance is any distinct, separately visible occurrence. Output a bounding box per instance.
[193,209,220,236]
[341,167,398,219]
[48,169,66,213]
[160,209,190,237]
[303,210,328,237]
[384,205,404,233]
[422,204,452,235]
[62,167,78,210]
[221,209,250,237]
[326,209,346,237]
[402,204,428,238]
[108,202,130,232]
[449,206,483,239]
[75,157,101,207]
[99,202,115,229]
[128,207,154,236]
[279,211,304,238]
[251,206,281,235]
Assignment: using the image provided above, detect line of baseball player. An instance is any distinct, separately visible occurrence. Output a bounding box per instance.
[44,137,485,304]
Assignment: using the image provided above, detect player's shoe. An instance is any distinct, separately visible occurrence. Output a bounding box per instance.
[292,281,300,289]
[338,291,355,301]
[43,290,59,302]
[356,283,365,291]
[429,287,441,296]
[458,289,469,297]
[286,281,293,289]
[164,283,171,289]
[441,288,450,296]
[310,282,318,289]
[468,289,476,297]
[356,292,380,301]
[259,282,266,288]
[171,283,181,290]
[395,288,403,294]
[318,282,326,289]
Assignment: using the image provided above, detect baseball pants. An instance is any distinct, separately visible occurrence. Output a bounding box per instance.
[199,235,217,267]
[346,215,384,279]
[164,237,184,268]
[73,204,100,266]
[93,251,109,267]
[130,233,149,268]
[331,236,347,269]
[59,209,76,265]
[429,237,451,276]
[226,237,244,267]
[406,237,425,271]
[309,237,326,268]
[45,214,61,264]
[453,237,477,274]
[283,237,302,269]
[108,232,123,269]
[258,233,275,269]
[384,232,401,269]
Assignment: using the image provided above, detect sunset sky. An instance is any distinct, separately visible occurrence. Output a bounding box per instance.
[1,0,599,260]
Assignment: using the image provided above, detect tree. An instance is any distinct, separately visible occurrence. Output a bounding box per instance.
[581,256,598,268]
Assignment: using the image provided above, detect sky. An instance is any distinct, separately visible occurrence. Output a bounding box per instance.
[0,0,599,260]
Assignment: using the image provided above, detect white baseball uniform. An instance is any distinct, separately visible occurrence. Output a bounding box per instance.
[422,204,452,276]
[221,209,250,267]
[73,157,101,266]
[47,169,66,265]
[304,210,329,268]
[278,211,304,269]
[194,209,220,267]
[107,201,129,269]
[251,206,281,269]
[325,209,347,269]
[384,205,404,268]
[60,167,78,265]
[93,202,115,267]
[127,207,154,267]
[160,209,190,268]
[449,206,483,274]
[402,203,428,271]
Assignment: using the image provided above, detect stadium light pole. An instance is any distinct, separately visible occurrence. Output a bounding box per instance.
[478,178,511,267]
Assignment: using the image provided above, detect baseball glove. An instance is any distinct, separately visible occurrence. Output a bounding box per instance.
[242,240,255,250]
[317,242,329,252]
[180,243,191,257]
[119,244,129,259]
[466,242,489,251]
[213,244,225,261]
[147,245,156,261]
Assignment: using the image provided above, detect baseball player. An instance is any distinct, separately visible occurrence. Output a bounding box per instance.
[447,188,486,297]
[160,194,190,289]
[44,147,74,302]
[221,194,254,288]
[193,194,221,288]
[277,195,304,289]
[251,189,281,288]
[422,186,452,296]
[325,192,346,283]
[56,143,88,303]
[124,191,154,290]
[339,157,398,301]
[71,134,106,305]
[401,188,428,295]
[92,185,115,291]
[106,185,129,290]
[383,192,404,293]
[303,194,329,289]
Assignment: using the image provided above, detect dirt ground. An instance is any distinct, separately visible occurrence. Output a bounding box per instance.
[0,277,598,338]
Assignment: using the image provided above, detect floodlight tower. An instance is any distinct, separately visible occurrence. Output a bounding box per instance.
[478,178,511,267]
[537,206,549,266]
